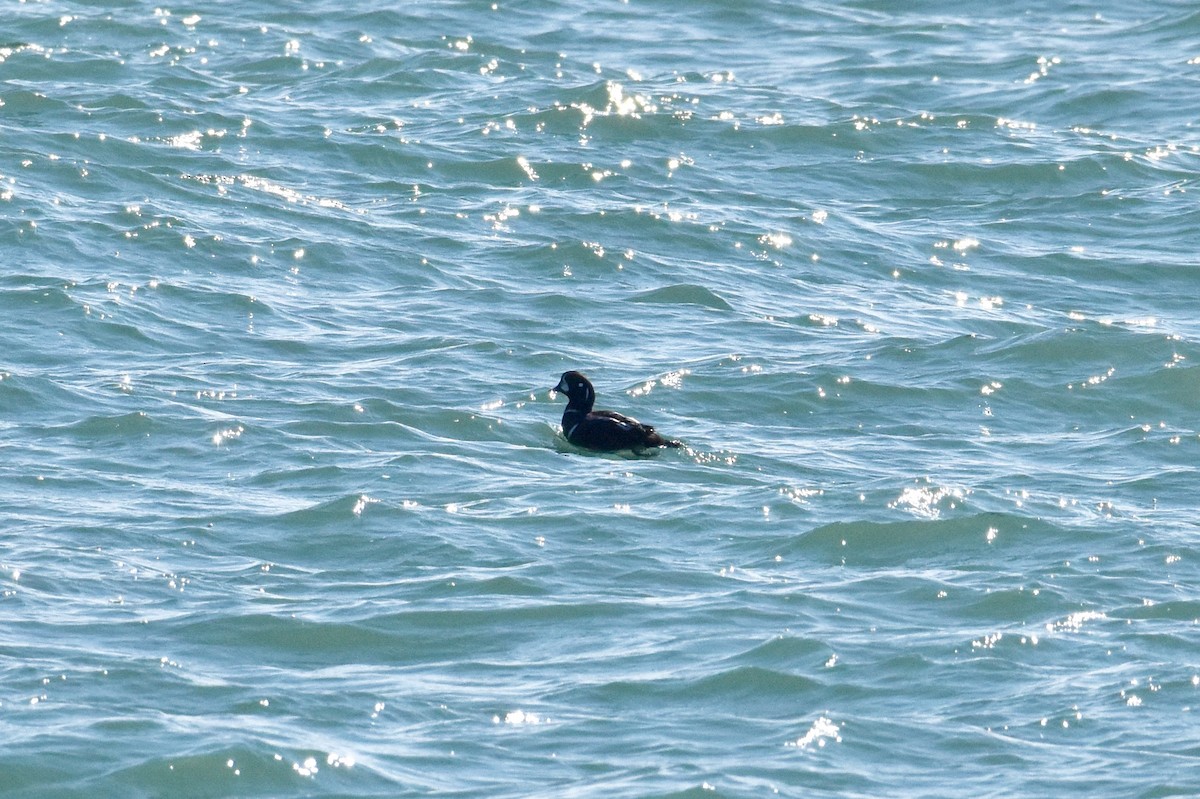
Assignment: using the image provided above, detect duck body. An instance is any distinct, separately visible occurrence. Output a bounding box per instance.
[554,370,682,452]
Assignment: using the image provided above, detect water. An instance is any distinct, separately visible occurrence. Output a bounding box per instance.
[2,1,1198,796]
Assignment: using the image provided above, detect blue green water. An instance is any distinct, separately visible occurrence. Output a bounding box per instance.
[2,1,1199,796]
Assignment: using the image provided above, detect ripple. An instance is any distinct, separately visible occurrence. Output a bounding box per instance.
[2,3,1197,798]
[630,284,734,311]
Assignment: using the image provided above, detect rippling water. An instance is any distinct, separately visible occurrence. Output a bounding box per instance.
[2,1,1199,796]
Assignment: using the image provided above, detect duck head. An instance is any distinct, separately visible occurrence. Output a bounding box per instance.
[554,370,595,412]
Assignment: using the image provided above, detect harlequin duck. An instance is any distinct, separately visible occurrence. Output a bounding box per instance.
[553,370,682,452]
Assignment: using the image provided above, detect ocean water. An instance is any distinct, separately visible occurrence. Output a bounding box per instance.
[2,0,1199,796]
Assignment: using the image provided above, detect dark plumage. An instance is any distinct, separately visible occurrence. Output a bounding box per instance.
[553,370,682,452]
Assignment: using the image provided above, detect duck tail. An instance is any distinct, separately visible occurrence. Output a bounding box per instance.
[642,424,682,449]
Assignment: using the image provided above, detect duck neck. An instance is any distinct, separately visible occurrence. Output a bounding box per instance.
[561,396,591,438]
[560,407,583,437]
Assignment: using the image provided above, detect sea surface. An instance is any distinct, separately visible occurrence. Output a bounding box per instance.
[2,1,1199,796]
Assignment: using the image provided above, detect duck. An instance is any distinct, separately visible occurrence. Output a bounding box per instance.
[553,370,682,452]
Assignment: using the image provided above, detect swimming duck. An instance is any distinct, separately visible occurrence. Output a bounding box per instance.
[553,370,682,452]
